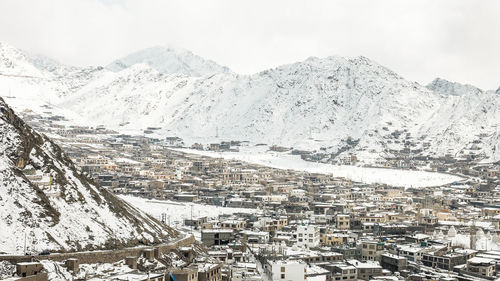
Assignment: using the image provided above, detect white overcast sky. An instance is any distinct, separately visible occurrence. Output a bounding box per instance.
[1,0,499,89]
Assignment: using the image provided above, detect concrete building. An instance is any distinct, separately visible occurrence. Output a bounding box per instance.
[198,263,222,281]
[336,214,350,230]
[201,229,234,246]
[170,266,199,281]
[380,253,407,272]
[466,257,495,277]
[360,241,385,262]
[296,225,320,248]
[16,262,44,278]
[267,260,305,281]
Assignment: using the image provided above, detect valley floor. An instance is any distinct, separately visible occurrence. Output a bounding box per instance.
[119,195,259,227]
[175,147,463,188]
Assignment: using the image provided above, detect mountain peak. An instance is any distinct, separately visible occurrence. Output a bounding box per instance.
[106,46,232,77]
[426,77,483,96]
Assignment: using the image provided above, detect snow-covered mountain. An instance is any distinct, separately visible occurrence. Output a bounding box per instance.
[106,46,231,77]
[1,42,499,163]
[0,97,176,254]
[426,77,484,96]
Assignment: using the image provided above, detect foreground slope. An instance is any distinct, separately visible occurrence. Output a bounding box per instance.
[0,97,176,254]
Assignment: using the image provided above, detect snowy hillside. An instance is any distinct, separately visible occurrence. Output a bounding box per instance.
[0,97,176,254]
[1,42,500,162]
[426,77,484,96]
[106,46,231,77]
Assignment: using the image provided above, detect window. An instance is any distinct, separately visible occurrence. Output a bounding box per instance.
[281,267,285,272]
[281,274,285,279]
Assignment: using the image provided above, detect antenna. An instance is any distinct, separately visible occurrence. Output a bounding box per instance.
[24,232,27,254]
[191,205,193,234]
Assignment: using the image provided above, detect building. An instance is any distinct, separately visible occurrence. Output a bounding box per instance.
[336,214,350,230]
[221,220,247,230]
[466,257,495,277]
[321,233,349,247]
[198,263,222,281]
[347,259,385,280]
[185,217,209,229]
[267,260,305,281]
[422,252,469,271]
[380,253,407,272]
[360,241,385,262]
[322,263,357,281]
[241,230,270,244]
[16,262,44,278]
[201,229,234,246]
[296,225,320,248]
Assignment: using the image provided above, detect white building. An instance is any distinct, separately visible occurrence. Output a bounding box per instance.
[268,260,305,281]
[296,225,320,248]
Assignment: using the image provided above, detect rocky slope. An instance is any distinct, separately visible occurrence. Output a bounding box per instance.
[0,97,176,254]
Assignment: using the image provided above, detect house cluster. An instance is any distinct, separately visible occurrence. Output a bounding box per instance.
[13,110,500,281]
[1,242,229,281]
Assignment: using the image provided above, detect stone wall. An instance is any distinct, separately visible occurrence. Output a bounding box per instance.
[0,235,195,265]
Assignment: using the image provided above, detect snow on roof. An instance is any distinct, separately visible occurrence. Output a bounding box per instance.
[468,257,495,264]
[347,259,382,268]
[198,263,220,272]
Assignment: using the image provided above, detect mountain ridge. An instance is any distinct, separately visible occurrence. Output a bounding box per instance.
[1,42,499,163]
[106,46,232,77]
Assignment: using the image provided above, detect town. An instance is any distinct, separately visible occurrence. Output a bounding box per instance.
[2,107,500,281]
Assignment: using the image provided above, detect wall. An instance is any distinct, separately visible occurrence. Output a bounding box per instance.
[0,235,195,265]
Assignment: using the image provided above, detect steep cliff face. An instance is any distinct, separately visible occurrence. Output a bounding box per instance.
[0,97,177,254]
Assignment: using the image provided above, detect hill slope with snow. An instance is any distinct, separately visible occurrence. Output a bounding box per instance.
[0,97,176,254]
[106,46,231,77]
[1,42,499,163]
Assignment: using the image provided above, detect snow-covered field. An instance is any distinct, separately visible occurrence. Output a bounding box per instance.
[120,195,258,229]
[176,147,463,188]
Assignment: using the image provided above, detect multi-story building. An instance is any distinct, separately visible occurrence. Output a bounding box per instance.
[201,229,234,246]
[347,260,385,280]
[360,241,385,262]
[266,260,305,281]
[322,263,357,281]
[336,214,350,230]
[466,257,495,277]
[296,225,320,248]
[198,263,222,281]
[380,253,408,272]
